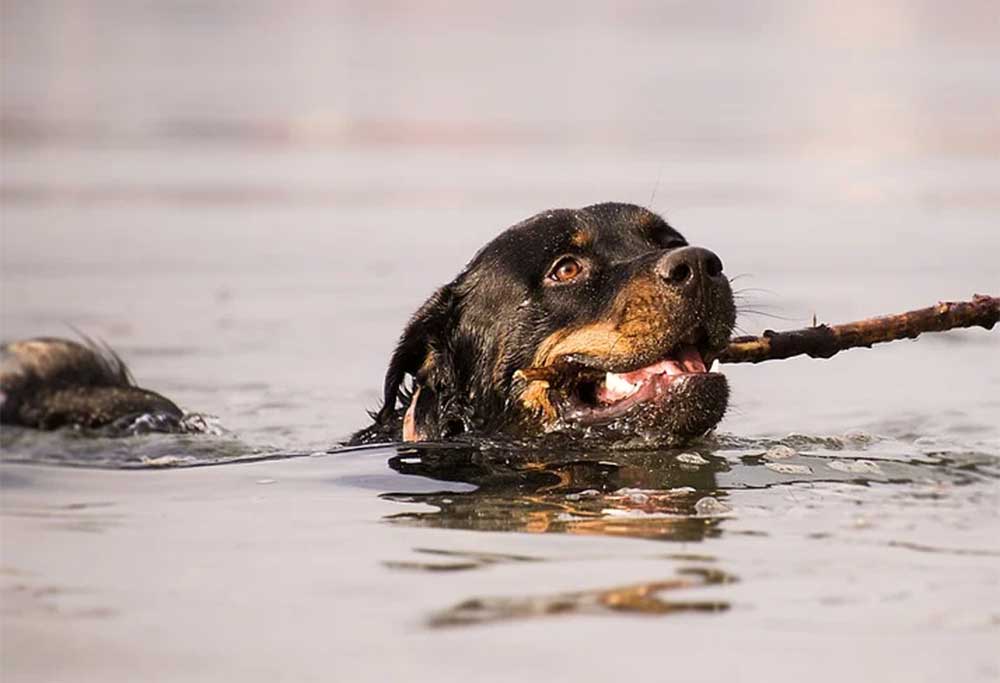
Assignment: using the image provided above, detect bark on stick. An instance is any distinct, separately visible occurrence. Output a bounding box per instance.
[719,294,999,365]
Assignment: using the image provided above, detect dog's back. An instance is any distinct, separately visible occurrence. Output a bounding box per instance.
[1,338,181,430]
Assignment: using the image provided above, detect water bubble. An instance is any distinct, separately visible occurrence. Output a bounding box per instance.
[625,491,650,505]
[565,489,602,501]
[694,496,733,517]
[764,462,813,475]
[763,446,797,460]
[828,460,883,475]
[139,454,198,468]
[179,413,226,435]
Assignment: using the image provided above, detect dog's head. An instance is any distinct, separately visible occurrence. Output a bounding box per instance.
[371,202,735,446]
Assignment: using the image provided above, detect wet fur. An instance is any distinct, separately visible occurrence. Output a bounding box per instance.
[352,202,735,446]
[1,338,180,430]
[1,202,734,445]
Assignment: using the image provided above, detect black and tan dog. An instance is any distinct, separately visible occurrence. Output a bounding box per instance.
[2,202,735,446]
[0,337,182,431]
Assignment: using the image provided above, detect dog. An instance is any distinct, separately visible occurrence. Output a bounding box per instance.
[2,203,735,447]
[0,337,182,430]
[353,202,735,446]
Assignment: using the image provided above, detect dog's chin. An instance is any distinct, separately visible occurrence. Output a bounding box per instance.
[552,372,729,446]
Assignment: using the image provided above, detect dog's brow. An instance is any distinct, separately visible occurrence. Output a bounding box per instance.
[606,248,664,268]
[570,230,593,248]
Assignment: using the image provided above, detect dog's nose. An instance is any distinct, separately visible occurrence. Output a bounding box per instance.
[655,246,725,290]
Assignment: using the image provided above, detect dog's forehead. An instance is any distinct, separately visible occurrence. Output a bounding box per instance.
[580,203,686,253]
[475,204,685,273]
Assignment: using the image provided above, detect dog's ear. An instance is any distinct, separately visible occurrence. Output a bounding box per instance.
[376,285,457,424]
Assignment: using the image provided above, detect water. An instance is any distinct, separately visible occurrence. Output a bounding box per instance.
[2,1,999,681]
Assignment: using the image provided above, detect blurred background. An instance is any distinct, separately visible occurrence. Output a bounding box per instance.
[2,0,998,448]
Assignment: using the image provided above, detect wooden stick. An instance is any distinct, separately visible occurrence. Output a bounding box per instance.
[512,295,998,382]
[719,294,999,365]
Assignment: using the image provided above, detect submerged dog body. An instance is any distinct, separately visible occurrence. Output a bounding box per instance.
[2,203,735,446]
[0,338,181,430]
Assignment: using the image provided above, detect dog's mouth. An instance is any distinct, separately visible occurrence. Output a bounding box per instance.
[563,343,715,419]
[515,325,728,432]
[556,339,721,425]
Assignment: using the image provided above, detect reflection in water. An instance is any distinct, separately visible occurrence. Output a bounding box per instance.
[377,437,995,625]
[383,548,543,572]
[379,437,984,541]
[383,444,730,541]
[430,567,736,628]
[380,444,739,625]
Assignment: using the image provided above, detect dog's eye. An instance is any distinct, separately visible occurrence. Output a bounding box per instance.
[547,256,584,284]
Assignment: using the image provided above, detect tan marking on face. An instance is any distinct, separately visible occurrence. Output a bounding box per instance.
[531,322,626,367]
[570,229,593,248]
[633,209,660,231]
[527,274,683,370]
[614,275,679,340]
[514,372,558,422]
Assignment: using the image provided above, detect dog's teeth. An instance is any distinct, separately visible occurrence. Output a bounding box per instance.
[710,359,720,372]
[604,372,640,397]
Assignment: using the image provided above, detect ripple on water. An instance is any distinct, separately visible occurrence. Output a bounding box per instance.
[367,434,997,627]
[374,433,996,539]
[3,426,997,630]
[0,419,309,469]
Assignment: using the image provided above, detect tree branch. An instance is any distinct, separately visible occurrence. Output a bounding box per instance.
[719,294,999,365]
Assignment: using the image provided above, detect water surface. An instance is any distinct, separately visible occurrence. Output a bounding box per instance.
[2,1,999,681]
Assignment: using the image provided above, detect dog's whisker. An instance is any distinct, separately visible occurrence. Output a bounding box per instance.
[736,309,799,323]
[648,163,665,207]
[732,287,780,297]
[607,331,626,361]
[735,302,790,314]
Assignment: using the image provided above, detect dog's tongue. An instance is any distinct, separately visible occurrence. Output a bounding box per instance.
[677,345,707,373]
[597,346,707,403]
